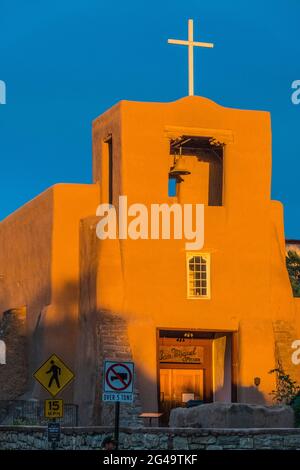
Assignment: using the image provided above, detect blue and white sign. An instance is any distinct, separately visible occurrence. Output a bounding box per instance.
[102,360,134,403]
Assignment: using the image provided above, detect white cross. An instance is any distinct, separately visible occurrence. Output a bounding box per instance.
[168,19,214,96]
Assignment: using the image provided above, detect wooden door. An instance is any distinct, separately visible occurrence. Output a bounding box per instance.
[160,368,204,418]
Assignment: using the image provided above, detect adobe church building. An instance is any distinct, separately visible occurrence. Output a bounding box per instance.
[1,95,300,425]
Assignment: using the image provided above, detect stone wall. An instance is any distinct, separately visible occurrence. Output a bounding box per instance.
[0,308,27,400]
[273,320,300,381]
[1,426,300,450]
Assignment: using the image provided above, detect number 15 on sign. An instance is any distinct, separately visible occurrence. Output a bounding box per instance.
[44,399,64,419]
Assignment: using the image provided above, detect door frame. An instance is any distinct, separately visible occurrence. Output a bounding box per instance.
[156,328,239,411]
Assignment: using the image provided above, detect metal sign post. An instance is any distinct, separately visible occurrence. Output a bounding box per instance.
[114,401,120,450]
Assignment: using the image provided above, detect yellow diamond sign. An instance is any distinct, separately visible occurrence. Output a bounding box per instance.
[33,354,75,397]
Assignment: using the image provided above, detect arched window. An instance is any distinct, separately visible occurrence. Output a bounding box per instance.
[187,253,210,299]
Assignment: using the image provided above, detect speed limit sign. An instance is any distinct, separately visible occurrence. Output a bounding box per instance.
[44,399,64,418]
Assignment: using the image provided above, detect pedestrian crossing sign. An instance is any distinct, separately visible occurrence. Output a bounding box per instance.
[33,354,75,397]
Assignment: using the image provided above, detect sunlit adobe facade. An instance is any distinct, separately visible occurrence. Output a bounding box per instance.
[1,96,300,424]
[89,96,300,419]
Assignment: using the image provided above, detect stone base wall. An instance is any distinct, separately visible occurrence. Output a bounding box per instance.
[96,312,142,427]
[1,426,300,450]
[273,320,300,382]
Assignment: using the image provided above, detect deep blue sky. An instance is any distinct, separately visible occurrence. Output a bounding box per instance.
[0,0,299,237]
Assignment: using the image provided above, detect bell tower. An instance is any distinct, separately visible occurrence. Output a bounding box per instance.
[169,136,224,205]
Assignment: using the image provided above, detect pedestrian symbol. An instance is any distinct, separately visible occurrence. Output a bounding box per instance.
[47,360,61,388]
[33,354,75,397]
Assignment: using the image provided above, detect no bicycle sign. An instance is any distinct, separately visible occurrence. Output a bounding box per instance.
[102,361,134,403]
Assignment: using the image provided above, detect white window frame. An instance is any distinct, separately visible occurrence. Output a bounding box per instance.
[186,252,211,299]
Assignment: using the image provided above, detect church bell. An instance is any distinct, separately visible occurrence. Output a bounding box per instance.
[169,156,191,178]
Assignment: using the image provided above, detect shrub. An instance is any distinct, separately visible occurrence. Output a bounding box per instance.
[269,362,300,426]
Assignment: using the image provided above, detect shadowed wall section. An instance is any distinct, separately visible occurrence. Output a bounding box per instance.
[0,184,100,403]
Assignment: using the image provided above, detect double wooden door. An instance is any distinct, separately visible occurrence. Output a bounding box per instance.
[160,368,204,417]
